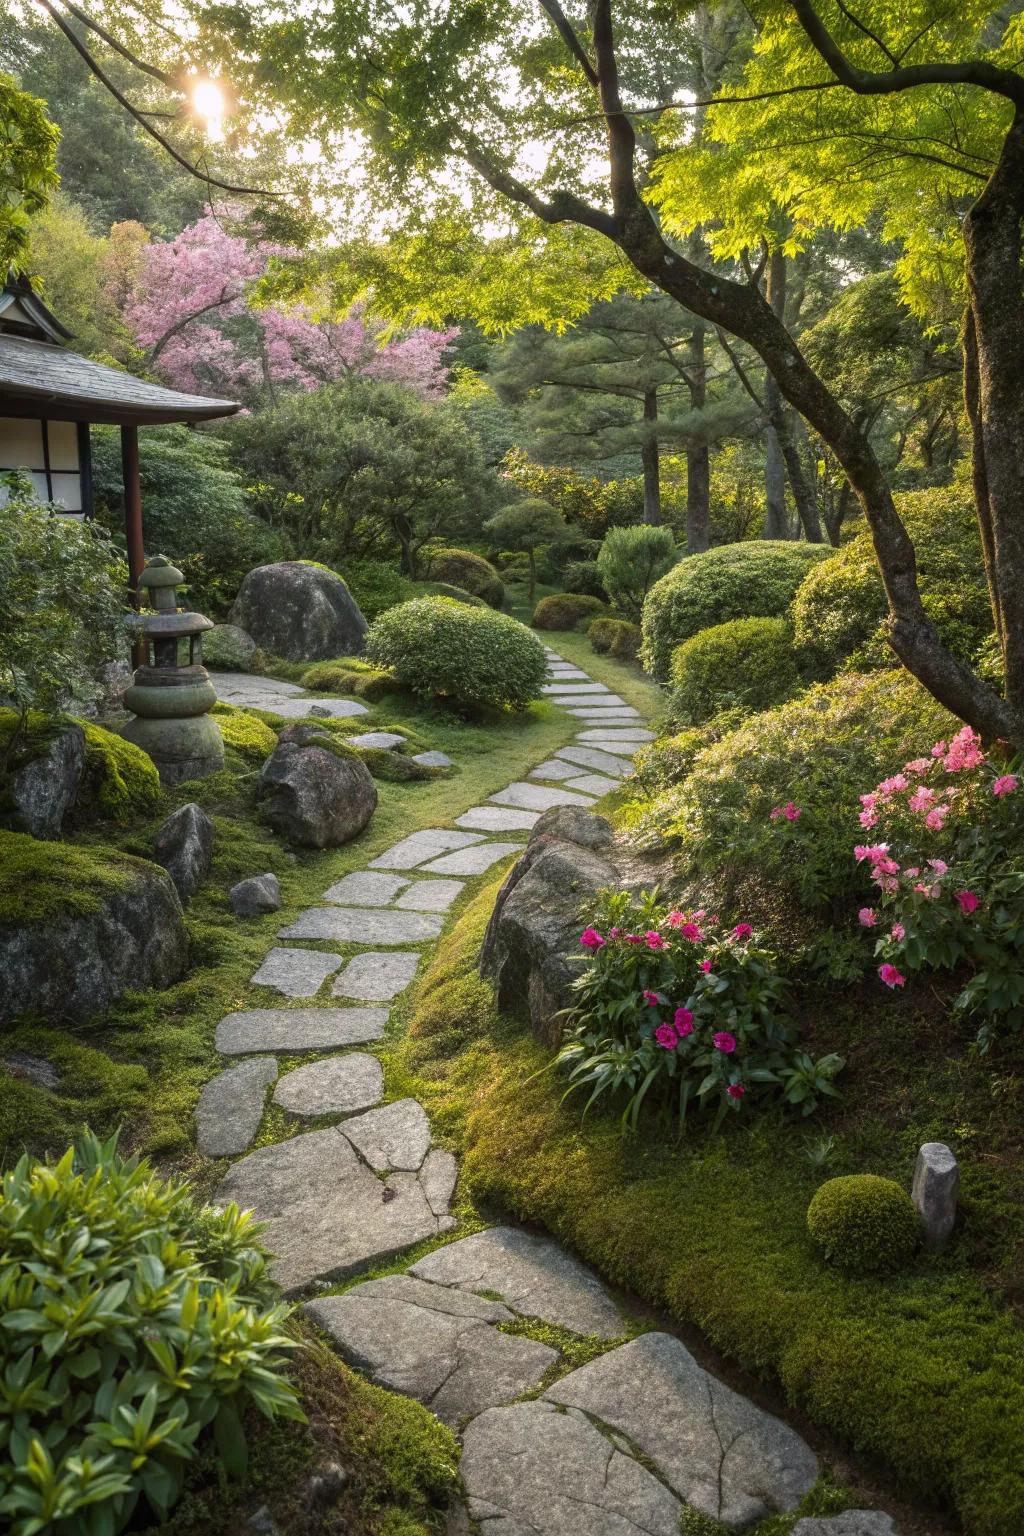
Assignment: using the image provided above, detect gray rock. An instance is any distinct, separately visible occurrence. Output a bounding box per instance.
[203,623,257,673]
[246,1505,279,1535]
[370,829,485,870]
[460,1401,682,1535]
[250,946,342,997]
[196,1056,277,1157]
[0,856,187,1025]
[419,1148,458,1216]
[564,773,617,796]
[306,1277,555,1425]
[394,880,465,913]
[569,707,641,720]
[332,951,420,1002]
[557,745,629,778]
[418,841,525,876]
[411,1226,622,1337]
[229,561,368,662]
[576,727,654,744]
[273,1053,383,1116]
[489,782,595,812]
[322,871,409,906]
[532,805,614,849]
[152,802,214,903]
[412,750,454,769]
[793,1517,896,1536]
[912,1142,959,1249]
[96,659,132,715]
[541,682,610,695]
[455,806,541,833]
[4,722,85,838]
[529,759,581,781]
[258,742,377,848]
[3,1051,59,1089]
[572,740,642,760]
[349,731,407,750]
[229,872,282,916]
[340,1098,431,1171]
[216,1007,387,1054]
[280,906,441,945]
[216,1127,443,1295]
[545,1333,818,1528]
[270,697,368,720]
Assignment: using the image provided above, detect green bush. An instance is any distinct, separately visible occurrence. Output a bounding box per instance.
[300,658,400,700]
[416,580,485,606]
[366,596,547,711]
[424,547,504,608]
[0,1133,302,1536]
[588,616,642,662]
[597,524,678,622]
[641,540,830,680]
[531,593,608,631]
[806,1174,920,1276]
[792,487,992,677]
[342,560,417,622]
[563,559,607,598]
[669,617,800,724]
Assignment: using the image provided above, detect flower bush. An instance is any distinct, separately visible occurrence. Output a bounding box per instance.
[853,725,1024,1047]
[366,595,547,710]
[557,891,842,1130]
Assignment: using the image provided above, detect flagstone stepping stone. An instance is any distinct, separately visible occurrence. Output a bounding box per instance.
[569,707,641,720]
[323,871,410,906]
[793,1518,896,1536]
[411,1226,623,1338]
[542,682,610,695]
[564,773,617,796]
[332,951,420,1002]
[270,697,369,719]
[412,750,454,768]
[417,841,524,876]
[490,782,595,811]
[251,947,342,997]
[544,1332,818,1528]
[273,1053,384,1117]
[280,907,442,944]
[306,1276,556,1426]
[546,668,588,679]
[529,758,580,781]
[217,1127,445,1295]
[209,671,303,703]
[370,829,485,870]
[577,727,655,743]
[216,1007,388,1054]
[557,745,629,777]
[349,731,406,749]
[197,1056,277,1157]
[573,739,644,758]
[455,806,539,832]
[419,1148,458,1216]
[460,1401,683,1536]
[340,1097,431,1171]
[394,879,465,912]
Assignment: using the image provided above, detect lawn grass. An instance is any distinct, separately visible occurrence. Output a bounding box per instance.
[540,625,666,719]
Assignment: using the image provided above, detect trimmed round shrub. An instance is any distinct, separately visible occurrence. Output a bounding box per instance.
[300,658,400,700]
[0,1133,301,1535]
[367,596,547,710]
[563,559,607,598]
[641,540,830,680]
[669,617,800,724]
[597,524,679,622]
[807,1173,920,1275]
[532,593,609,631]
[792,486,991,678]
[417,580,485,606]
[589,616,642,662]
[425,547,505,608]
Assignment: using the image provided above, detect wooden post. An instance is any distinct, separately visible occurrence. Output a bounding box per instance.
[121,422,146,666]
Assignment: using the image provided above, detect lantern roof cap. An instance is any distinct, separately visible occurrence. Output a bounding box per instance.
[137,611,214,638]
[141,555,185,588]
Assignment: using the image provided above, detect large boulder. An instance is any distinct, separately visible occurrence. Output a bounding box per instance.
[258,741,377,848]
[153,802,214,903]
[2,722,85,839]
[480,806,619,1048]
[230,563,367,663]
[0,832,188,1026]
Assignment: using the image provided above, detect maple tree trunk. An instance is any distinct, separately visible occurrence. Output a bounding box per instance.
[686,325,710,552]
[640,388,662,525]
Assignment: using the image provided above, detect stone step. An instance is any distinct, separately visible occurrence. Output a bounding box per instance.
[529,759,581,782]
[250,947,343,997]
[568,707,641,721]
[563,773,617,796]
[280,907,442,945]
[573,738,644,758]
[557,745,629,778]
[490,782,595,811]
[323,871,411,906]
[273,1053,384,1117]
[455,806,540,832]
[332,951,420,1002]
[576,727,655,744]
[416,841,524,876]
[394,879,465,912]
[370,829,486,870]
[216,1007,388,1054]
[196,1056,277,1157]
[542,682,610,695]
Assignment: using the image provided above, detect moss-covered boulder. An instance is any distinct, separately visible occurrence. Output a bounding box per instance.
[230,562,368,662]
[0,831,188,1025]
[203,623,258,672]
[74,721,162,824]
[0,721,85,839]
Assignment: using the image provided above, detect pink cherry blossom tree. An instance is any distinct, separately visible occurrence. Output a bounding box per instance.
[127,213,455,403]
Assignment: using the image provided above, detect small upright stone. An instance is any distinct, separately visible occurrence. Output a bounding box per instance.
[229,872,281,916]
[912,1142,959,1249]
[153,803,214,903]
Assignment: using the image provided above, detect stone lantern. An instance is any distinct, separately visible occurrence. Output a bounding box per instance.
[120,556,224,784]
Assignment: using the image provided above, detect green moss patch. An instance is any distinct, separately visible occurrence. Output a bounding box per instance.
[211,703,279,763]
[74,719,163,823]
[0,828,149,924]
[301,658,401,700]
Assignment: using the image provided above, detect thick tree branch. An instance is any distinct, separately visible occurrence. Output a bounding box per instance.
[53,0,179,84]
[538,0,598,85]
[458,134,616,238]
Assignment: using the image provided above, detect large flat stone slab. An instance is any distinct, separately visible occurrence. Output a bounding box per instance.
[489,782,595,811]
[394,879,466,912]
[250,947,342,997]
[573,740,643,759]
[544,1333,818,1528]
[270,697,369,719]
[196,1056,277,1157]
[541,682,610,695]
[341,1098,431,1171]
[529,758,581,781]
[209,671,303,702]
[217,1127,444,1295]
[280,907,442,945]
[460,1401,682,1535]
[216,1007,388,1054]
[417,841,524,876]
[412,750,454,768]
[411,1226,623,1338]
[349,731,406,749]
[273,1053,384,1116]
[306,1275,556,1425]
[545,667,588,679]
[569,707,641,720]
[564,773,617,796]
[793,1518,896,1536]
[577,727,654,743]
[455,806,540,832]
[332,950,419,1001]
[322,871,410,906]
[370,830,485,870]
[557,745,629,777]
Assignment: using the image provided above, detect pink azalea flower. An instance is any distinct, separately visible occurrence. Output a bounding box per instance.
[783,802,802,821]
[955,889,980,915]
[931,741,947,759]
[858,907,877,928]
[860,792,878,810]
[904,867,920,878]
[665,911,686,928]
[713,1031,737,1054]
[908,786,936,814]
[904,758,931,775]
[859,808,880,829]
[643,989,660,1006]
[700,959,713,973]
[877,875,900,893]
[873,855,900,875]
[993,774,1019,797]
[890,922,905,941]
[645,930,666,951]
[914,882,929,895]
[654,1023,678,1050]
[726,1083,746,1100]
[625,934,643,944]
[924,805,950,831]
[732,923,753,940]
[878,962,906,989]
[927,858,948,876]
[854,843,888,864]
[580,927,605,950]
[609,927,622,938]
[944,726,986,773]
[674,1007,694,1036]
[679,922,702,943]
[878,774,909,796]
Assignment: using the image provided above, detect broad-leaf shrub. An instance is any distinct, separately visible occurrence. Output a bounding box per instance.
[424,547,504,608]
[0,1133,302,1536]
[341,559,417,621]
[853,725,1024,1047]
[531,593,608,630]
[596,524,678,622]
[641,540,829,680]
[366,596,546,710]
[588,617,642,662]
[669,617,800,724]
[557,892,842,1130]
[562,559,607,598]
[806,1174,920,1276]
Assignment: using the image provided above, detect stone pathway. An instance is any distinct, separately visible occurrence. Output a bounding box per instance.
[201,645,895,1535]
